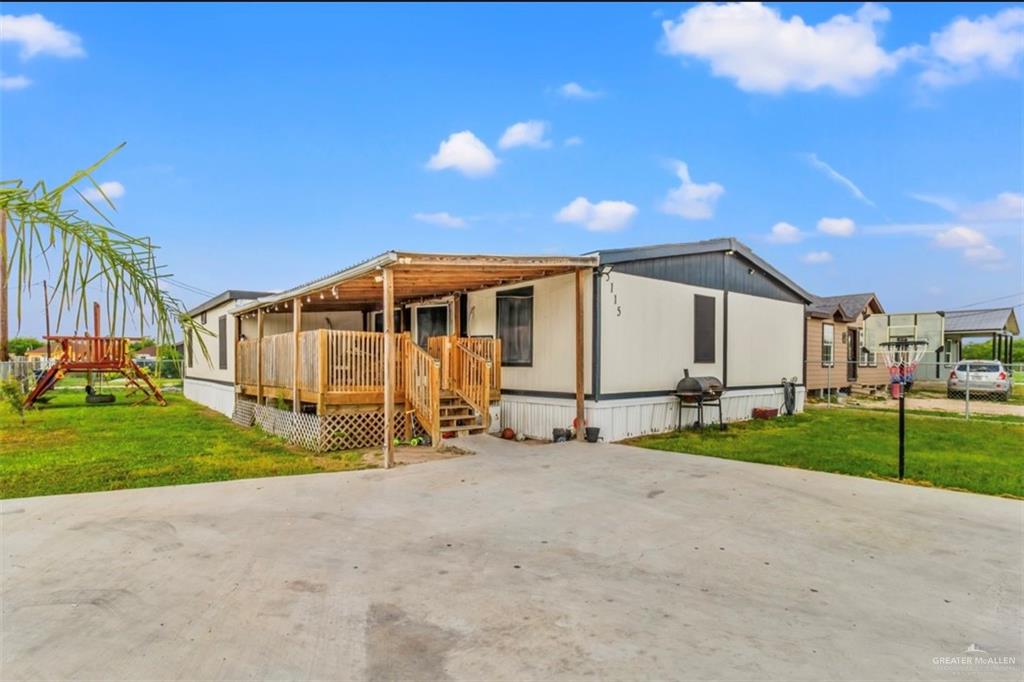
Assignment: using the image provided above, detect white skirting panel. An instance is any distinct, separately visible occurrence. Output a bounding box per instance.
[183,378,236,417]
[500,386,805,442]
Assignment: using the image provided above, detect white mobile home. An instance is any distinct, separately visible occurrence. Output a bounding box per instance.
[185,238,810,454]
[182,290,271,416]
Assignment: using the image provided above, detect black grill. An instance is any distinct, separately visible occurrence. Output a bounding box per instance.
[675,370,725,430]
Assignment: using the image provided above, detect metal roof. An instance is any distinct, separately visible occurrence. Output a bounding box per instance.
[187,290,274,318]
[941,308,1019,335]
[232,251,599,314]
[591,237,814,303]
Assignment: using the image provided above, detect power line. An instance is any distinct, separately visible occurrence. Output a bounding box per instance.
[950,291,1024,310]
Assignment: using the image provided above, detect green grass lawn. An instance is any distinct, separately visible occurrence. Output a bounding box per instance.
[628,406,1023,498]
[1,390,373,499]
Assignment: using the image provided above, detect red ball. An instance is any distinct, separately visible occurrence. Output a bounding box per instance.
[501,427,516,440]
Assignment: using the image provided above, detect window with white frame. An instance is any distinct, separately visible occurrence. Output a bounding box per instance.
[821,323,835,367]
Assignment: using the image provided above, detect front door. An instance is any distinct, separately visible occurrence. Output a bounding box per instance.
[416,305,449,347]
[847,328,859,383]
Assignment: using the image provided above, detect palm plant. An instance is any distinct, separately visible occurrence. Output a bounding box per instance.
[0,145,204,361]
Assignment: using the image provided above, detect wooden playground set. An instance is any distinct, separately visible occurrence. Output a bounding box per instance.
[23,303,165,408]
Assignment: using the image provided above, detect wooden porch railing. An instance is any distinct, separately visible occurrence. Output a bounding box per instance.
[405,339,441,444]
[426,335,501,393]
[238,330,495,440]
[260,333,294,389]
[238,338,258,385]
[452,340,491,428]
[323,329,407,394]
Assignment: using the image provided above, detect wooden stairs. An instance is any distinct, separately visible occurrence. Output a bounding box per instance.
[438,391,487,438]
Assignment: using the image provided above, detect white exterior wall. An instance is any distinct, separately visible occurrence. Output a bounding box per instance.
[726,292,804,386]
[500,388,806,441]
[599,272,723,394]
[185,299,240,385]
[183,379,236,417]
[467,273,592,394]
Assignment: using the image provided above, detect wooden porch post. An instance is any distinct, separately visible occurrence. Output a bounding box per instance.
[575,268,585,441]
[382,267,395,469]
[256,308,264,404]
[317,328,328,414]
[293,297,302,412]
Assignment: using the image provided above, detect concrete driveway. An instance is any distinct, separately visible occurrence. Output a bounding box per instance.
[2,437,1020,681]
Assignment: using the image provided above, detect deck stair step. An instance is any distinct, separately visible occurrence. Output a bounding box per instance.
[436,393,485,436]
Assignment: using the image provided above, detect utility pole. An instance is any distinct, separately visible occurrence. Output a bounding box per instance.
[0,209,8,362]
[43,280,52,361]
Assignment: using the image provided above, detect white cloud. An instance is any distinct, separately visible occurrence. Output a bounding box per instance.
[959,192,1023,222]
[920,8,1024,88]
[933,225,987,248]
[817,216,856,237]
[81,181,125,203]
[801,251,833,264]
[558,82,602,99]
[498,120,551,150]
[908,192,959,213]
[426,131,499,178]
[933,225,1005,263]
[660,3,902,94]
[660,161,724,220]
[0,72,30,90]
[767,221,803,244]
[804,153,875,206]
[413,211,466,228]
[555,197,637,232]
[564,136,584,147]
[0,13,85,59]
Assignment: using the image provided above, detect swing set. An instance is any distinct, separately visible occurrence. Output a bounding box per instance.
[23,303,166,408]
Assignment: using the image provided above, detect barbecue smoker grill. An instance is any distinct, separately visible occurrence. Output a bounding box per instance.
[676,370,725,431]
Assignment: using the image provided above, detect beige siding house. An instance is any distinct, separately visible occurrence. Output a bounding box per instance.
[181,238,814,453]
[805,293,889,395]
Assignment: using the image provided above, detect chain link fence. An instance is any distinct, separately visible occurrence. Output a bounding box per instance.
[1,357,183,389]
[807,358,1021,418]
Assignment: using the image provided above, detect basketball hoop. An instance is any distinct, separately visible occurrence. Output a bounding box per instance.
[879,339,929,399]
[878,339,929,481]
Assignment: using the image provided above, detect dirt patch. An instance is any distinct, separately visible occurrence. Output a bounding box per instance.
[844,397,1024,417]
[360,445,473,466]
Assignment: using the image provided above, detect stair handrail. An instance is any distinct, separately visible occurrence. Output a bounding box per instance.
[453,339,491,428]
[405,340,441,444]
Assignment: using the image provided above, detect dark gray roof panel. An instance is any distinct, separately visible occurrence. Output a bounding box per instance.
[595,238,813,303]
[187,290,273,317]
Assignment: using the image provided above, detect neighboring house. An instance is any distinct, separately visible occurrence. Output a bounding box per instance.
[133,345,158,362]
[805,293,888,395]
[213,238,810,451]
[182,290,272,416]
[863,307,1019,381]
[23,342,59,367]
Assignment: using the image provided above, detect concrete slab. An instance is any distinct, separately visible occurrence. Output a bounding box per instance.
[2,437,1021,680]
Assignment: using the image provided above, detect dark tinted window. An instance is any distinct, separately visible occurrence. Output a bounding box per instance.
[218,316,228,370]
[694,295,715,363]
[497,287,533,366]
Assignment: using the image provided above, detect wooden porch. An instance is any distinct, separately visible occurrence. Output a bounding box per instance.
[236,331,500,444]
[231,250,598,467]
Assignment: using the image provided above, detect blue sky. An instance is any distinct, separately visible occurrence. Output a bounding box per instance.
[2,2,1022,338]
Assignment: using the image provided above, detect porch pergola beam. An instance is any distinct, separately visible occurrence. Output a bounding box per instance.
[382,267,395,469]
[256,307,264,404]
[575,268,586,441]
[293,296,302,412]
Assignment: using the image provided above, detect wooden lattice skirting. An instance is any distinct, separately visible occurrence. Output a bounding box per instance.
[236,399,424,453]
